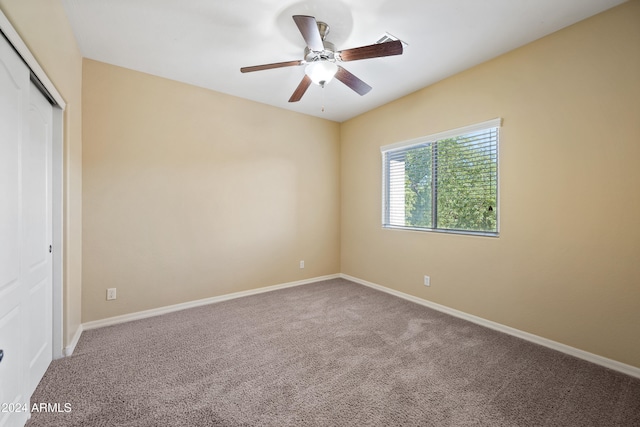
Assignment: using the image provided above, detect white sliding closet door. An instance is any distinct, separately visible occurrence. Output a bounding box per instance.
[0,33,53,427]
[24,78,53,398]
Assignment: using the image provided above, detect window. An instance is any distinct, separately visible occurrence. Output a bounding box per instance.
[381,118,501,236]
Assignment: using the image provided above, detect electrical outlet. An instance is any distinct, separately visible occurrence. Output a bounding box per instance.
[106,288,117,300]
[424,276,430,287]
[299,260,305,269]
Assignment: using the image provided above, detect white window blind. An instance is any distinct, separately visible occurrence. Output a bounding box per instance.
[381,118,501,236]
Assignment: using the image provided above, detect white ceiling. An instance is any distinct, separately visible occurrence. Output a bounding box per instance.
[62,0,626,122]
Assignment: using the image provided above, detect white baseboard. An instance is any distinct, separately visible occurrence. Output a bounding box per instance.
[64,324,83,357]
[341,273,640,379]
[82,274,341,331]
[71,272,640,379]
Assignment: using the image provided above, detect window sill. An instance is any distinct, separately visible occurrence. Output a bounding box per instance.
[382,225,499,238]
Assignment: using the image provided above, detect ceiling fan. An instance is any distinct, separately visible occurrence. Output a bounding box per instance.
[240,15,403,103]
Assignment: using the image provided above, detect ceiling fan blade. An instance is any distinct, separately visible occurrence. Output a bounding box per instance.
[240,60,303,73]
[335,66,372,96]
[338,39,403,62]
[293,15,325,52]
[289,75,312,102]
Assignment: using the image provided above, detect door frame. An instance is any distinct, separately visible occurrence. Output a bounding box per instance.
[0,9,66,359]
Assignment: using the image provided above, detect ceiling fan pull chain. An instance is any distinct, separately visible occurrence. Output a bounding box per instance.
[322,83,325,112]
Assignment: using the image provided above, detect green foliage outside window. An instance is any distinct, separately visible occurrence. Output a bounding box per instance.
[385,127,498,235]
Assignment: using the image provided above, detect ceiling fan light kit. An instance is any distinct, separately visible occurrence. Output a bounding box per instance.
[241,14,403,104]
[305,61,338,86]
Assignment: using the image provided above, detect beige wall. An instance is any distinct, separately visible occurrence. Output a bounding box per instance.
[341,1,640,368]
[81,59,341,322]
[0,0,83,348]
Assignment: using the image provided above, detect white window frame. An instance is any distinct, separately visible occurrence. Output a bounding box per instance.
[381,118,501,237]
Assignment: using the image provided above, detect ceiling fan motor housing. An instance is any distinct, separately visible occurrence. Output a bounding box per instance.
[304,41,336,63]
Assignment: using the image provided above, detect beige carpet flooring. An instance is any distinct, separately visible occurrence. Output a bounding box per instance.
[27,278,640,426]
